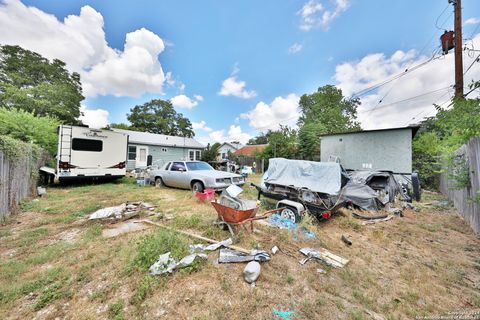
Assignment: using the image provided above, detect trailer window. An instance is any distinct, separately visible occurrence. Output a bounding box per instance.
[128,146,136,160]
[72,138,103,152]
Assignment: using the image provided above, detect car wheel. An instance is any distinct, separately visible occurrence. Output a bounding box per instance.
[280,206,300,223]
[412,172,421,201]
[192,181,204,193]
[155,177,164,188]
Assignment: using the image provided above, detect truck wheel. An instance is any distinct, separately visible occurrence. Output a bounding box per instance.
[280,206,301,223]
[412,172,421,202]
[192,181,204,193]
[155,177,164,188]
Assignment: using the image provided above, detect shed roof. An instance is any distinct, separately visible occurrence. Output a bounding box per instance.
[111,128,204,149]
[234,144,267,156]
[319,126,420,138]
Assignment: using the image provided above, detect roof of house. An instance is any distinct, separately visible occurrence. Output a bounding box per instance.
[319,126,420,138]
[111,128,204,149]
[219,142,243,150]
[234,144,267,156]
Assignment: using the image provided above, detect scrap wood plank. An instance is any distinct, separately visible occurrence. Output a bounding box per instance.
[300,247,349,268]
[137,219,250,254]
[362,216,393,225]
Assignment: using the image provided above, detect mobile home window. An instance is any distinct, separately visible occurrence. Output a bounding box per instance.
[72,138,103,152]
[195,150,201,160]
[128,146,136,160]
[189,150,195,161]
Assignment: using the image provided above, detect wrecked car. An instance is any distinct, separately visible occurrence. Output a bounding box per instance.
[149,161,245,193]
[253,158,349,222]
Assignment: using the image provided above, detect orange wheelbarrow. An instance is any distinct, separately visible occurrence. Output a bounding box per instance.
[211,200,283,238]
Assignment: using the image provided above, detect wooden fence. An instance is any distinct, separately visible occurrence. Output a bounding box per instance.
[0,149,45,221]
[439,137,480,234]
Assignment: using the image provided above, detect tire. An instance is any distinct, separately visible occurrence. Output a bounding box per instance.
[411,172,421,202]
[191,181,204,193]
[155,177,164,188]
[280,206,301,223]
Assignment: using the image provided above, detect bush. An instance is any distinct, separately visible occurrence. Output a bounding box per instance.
[0,107,58,155]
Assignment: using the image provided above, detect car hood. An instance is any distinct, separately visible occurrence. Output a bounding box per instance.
[191,170,242,179]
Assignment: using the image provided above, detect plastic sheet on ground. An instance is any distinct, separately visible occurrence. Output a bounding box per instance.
[149,252,207,275]
[88,202,155,220]
[267,214,316,239]
[218,248,270,263]
[189,238,233,253]
[261,158,346,195]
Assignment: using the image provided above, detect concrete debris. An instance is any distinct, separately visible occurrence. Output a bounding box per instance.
[299,247,349,268]
[316,268,327,274]
[243,261,261,284]
[149,252,207,275]
[387,207,403,216]
[189,238,233,253]
[88,202,155,221]
[102,220,149,238]
[37,186,47,197]
[218,248,270,263]
[271,246,279,255]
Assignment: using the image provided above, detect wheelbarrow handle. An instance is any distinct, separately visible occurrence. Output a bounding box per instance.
[244,207,285,222]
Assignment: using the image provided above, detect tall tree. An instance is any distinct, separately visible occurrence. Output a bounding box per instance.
[261,126,298,160]
[127,99,194,137]
[298,85,361,159]
[201,142,221,162]
[0,45,83,124]
[247,132,270,145]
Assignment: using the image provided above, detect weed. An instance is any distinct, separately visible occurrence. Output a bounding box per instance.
[26,243,69,266]
[286,274,294,284]
[84,224,102,241]
[315,296,326,306]
[0,229,12,238]
[352,289,373,309]
[108,300,125,320]
[418,223,440,233]
[348,308,365,320]
[180,257,207,274]
[299,299,316,318]
[130,229,189,272]
[18,227,49,247]
[173,214,203,230]
[340,217,361,231]
[130,275,158,306]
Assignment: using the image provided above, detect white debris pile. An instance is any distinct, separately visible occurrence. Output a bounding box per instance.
[88,202,155,221]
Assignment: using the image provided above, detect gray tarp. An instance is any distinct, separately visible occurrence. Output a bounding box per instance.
[261,158,344,195]
[340,182,382,211]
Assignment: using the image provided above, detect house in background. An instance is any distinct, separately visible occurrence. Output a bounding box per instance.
[320,126,419,174]
[217,142,243,159]
[112,128,204,170]
[233,144,267,157]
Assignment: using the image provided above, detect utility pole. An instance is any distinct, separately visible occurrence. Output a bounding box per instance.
[452,0,464,98]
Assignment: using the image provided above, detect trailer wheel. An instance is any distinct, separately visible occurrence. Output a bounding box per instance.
[191,181,204,193]
[412,172,421,202]
[280,206,301,223]
[155,177,165,188]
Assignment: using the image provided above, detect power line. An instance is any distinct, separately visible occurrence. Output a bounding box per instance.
[463,52,480,76]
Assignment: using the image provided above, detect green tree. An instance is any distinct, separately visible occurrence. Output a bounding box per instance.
[201,142,221,162]
[298,85,361,159]
[109,123,137,131]
[247,132,270,145]
[0,107,59,155]
[261,126,298,160]
[0,45,83,124]
[127,99,194,137]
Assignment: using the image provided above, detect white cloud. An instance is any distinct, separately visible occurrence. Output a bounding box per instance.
[298,0,349,31]
[207,125,251,145]
[79,105,109,129]
[334,33,480,129]
[192,120,212,132]
[465,17,480,25]
[0,0,167,98]
[218,76,257,99]
[170,94,203,109]
[241,94,300,131]
[288,43,303,54]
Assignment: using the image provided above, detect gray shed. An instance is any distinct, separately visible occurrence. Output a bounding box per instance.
[320,126,419,174]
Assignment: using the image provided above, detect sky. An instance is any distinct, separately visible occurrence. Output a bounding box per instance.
[1,0,480,145]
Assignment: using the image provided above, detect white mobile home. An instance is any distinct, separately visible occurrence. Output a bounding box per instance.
[56,125,128,181]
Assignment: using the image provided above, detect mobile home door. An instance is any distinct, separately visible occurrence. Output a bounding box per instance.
[136,146,148,167]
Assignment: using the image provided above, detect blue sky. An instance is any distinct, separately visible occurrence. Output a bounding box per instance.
[2,0,480,144]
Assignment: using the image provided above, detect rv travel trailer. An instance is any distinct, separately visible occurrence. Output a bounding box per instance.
[55,125,128,182]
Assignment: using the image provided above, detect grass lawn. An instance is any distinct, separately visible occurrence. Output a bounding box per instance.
[0,176,479,319]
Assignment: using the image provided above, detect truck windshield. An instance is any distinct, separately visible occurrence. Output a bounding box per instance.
[185,162,214,171]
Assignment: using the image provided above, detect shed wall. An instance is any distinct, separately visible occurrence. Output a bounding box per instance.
[320,129,412,173]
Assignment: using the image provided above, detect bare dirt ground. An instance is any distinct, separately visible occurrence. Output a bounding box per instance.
[0,176,479,320]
